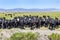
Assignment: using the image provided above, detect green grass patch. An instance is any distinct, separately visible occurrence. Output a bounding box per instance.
[49,33,60,40]
[9,32,38,40]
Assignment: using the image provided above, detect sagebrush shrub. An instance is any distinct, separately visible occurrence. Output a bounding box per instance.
[9,32,38,40]
[49,33,60,40]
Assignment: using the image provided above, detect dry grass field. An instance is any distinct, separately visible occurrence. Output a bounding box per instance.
[0,12,60,20]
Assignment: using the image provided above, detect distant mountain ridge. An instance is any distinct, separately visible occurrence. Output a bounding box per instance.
[0,8,60,12]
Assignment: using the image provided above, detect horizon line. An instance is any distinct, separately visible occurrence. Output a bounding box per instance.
[0,8,59,9]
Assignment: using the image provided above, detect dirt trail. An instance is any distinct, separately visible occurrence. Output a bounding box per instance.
[0,29,60,40]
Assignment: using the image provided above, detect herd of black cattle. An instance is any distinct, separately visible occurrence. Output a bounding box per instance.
[0,15,60,30]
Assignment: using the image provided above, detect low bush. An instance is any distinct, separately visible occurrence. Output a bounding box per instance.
[49,33,60,40]
[26,32,38,40]
[9,32,38,40]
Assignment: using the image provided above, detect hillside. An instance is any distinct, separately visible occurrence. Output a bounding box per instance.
[0,8,60,12]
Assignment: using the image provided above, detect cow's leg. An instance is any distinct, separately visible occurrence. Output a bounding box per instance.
[45,23,48,28]
[20,23,25,29]
[49,23,52,30]
[22,25,25,29]
[7,25,10,29]
[51,24,55,30]
[6,23,11,29]
[55,23,59,29]
[30,23,34,30]
[36,23,40,29]
[2,23,4,29]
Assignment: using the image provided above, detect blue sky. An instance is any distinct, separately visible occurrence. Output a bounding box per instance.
[0,0,60,9]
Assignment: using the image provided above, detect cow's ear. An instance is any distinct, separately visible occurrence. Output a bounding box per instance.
[36,16,38,18]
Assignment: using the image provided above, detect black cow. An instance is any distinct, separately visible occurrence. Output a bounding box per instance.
[28,16,34,30]
[54,17,59,29]
[48,18,56,30]
[0,15,60,30]
[0,18,3,28]
[36,17,42,28]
